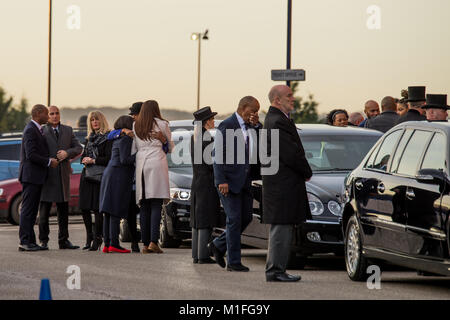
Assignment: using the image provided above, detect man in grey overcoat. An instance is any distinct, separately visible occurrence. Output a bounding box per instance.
[38,106,83,249]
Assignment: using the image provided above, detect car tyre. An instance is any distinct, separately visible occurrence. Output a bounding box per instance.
[344,215,369,281]
[9,195,22,225]
[159,207,181,248]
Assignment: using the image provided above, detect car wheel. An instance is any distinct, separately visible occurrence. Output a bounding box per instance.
[159,208,181,248]
[119,219,132,242]
[287,251,307,270]
[344,215,369,281]
[9,195,22,225]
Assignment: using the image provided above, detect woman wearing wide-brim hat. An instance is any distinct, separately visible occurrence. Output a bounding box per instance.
[190,106,220,264]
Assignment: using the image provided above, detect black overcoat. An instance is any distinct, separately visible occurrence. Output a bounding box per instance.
[396,109,426,124]
[261,106,313,225]
[78,134,113,212]
[99,136,135,218]
[189,128,220,229]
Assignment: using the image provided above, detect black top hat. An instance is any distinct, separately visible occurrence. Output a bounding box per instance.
[407,86,426,102]
[422,94,449,110]
[192,106,217,124]
[129,102,143,115]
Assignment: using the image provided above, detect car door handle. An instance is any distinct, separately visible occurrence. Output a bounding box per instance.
[377,183,385,193]
[355,181,363,190]
[406,189,415,200]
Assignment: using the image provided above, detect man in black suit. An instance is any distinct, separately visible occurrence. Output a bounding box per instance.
[396,86,427,124]
[209,96,262,272]
[19,105,59,251]
[365,96,399,133]
[39,106,83,250]
[262,85,312,282]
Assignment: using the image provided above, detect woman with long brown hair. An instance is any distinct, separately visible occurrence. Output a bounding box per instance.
[79,111,113,251]
[133,100,173,253]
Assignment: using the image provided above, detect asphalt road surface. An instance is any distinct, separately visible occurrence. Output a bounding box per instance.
[1,219,449,300]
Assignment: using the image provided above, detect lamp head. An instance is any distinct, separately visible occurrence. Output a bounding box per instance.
[202,29,209,40]
[191,33,199,41]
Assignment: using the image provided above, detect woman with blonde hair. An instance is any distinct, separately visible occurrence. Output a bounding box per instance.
[133,100,173,253]
[79,111,113,251]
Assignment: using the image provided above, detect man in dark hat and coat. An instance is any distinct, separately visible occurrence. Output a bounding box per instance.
[396,86,427,124]
[423,94,449,122]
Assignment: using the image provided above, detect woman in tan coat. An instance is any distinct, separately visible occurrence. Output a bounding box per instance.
[133,100,173,253]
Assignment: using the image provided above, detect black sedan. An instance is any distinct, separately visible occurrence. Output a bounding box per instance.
[342,121,450,280]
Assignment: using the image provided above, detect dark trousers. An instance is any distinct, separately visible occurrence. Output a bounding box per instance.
[127,190,139,243]
[38,201,69,244]
[81,210,103,240]
[140,199,163,246]
[103,213,120,247]
[213,185,253,266]
[19,183,43,245]
[265,224,294,276]
[192,228,212,260]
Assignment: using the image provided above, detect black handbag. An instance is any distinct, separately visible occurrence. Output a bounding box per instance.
[84,146,105,183]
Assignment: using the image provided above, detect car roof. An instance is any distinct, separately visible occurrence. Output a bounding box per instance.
[0,138,22,144]
[390,120,450,133]
[295,123,383,137]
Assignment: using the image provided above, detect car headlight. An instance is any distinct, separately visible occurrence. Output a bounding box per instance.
[308,193,324,216]
[328,200,342,216]
[0,188,3,196]
[170,188,191,201]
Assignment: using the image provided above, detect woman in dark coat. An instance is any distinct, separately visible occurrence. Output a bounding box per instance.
[79,111,113,251]
[190,107,220,264]
[99,115,135,253]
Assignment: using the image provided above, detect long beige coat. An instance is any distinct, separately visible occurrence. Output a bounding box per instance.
[133,118,173,205]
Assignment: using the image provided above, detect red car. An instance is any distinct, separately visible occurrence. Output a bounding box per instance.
[0,162,83,225]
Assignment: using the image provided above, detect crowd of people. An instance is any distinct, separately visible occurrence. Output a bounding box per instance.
[16,84,448,283]
[327,86,449,133]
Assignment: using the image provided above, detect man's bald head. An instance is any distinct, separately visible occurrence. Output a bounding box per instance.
[349,112,364,126]
[268,85,295,114]
[364,100,380,119]
[268,85,289,104]
[31,104,49,125]
[381,96,397,112]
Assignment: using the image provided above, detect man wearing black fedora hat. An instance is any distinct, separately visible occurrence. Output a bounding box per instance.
[396,86,427,124]
[423,94,449,122]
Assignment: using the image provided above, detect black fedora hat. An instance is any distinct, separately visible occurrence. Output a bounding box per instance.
[129,102,143,115]
[422,94,449,110]
[407,86,426,102]
[192,106,217,124]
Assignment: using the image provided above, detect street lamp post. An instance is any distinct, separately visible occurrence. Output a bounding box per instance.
[48,0,53,106]
[191,29,208,110]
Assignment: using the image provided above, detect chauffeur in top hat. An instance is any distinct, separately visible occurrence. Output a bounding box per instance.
[396,86,427,124]
[423,94,449,122]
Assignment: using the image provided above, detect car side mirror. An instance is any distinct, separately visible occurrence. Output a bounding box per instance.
[416,169,447,187]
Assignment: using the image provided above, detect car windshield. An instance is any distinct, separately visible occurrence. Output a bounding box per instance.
[301,135,379,172]
[167,136,193,168]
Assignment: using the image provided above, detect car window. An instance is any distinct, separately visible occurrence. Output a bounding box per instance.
[390,129,414,173]
[368,130,402,171]
[0,143,21,161]
[396,130,433,176]
[420,132,446,171]
[364,141,381,169]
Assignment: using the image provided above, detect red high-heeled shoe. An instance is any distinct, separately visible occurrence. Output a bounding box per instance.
[109,246,131,253]
[102,246,110,253]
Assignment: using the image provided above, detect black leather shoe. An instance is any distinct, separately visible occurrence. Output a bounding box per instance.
[193,258,198,264]
[40,242,49,250]
[207,242,225,268]
[131,242,140,253]
[18,243,42,252]
[198,257,216,264]
[59,240,80,250]
[266,272,301,282]
[227,264,250,272]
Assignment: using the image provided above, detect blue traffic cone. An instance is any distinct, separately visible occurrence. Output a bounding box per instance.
[39,278,52,300]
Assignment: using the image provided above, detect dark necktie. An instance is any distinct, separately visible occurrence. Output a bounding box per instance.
[54,128,59,139]
[39,127,44,135]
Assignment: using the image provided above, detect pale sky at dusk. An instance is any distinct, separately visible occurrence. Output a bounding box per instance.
[1,0,450,116]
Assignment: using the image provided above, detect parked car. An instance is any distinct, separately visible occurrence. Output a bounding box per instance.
[169,120,222,132]
[0,137,84,224]
[243,125,382,268]
[342,121,450,280]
